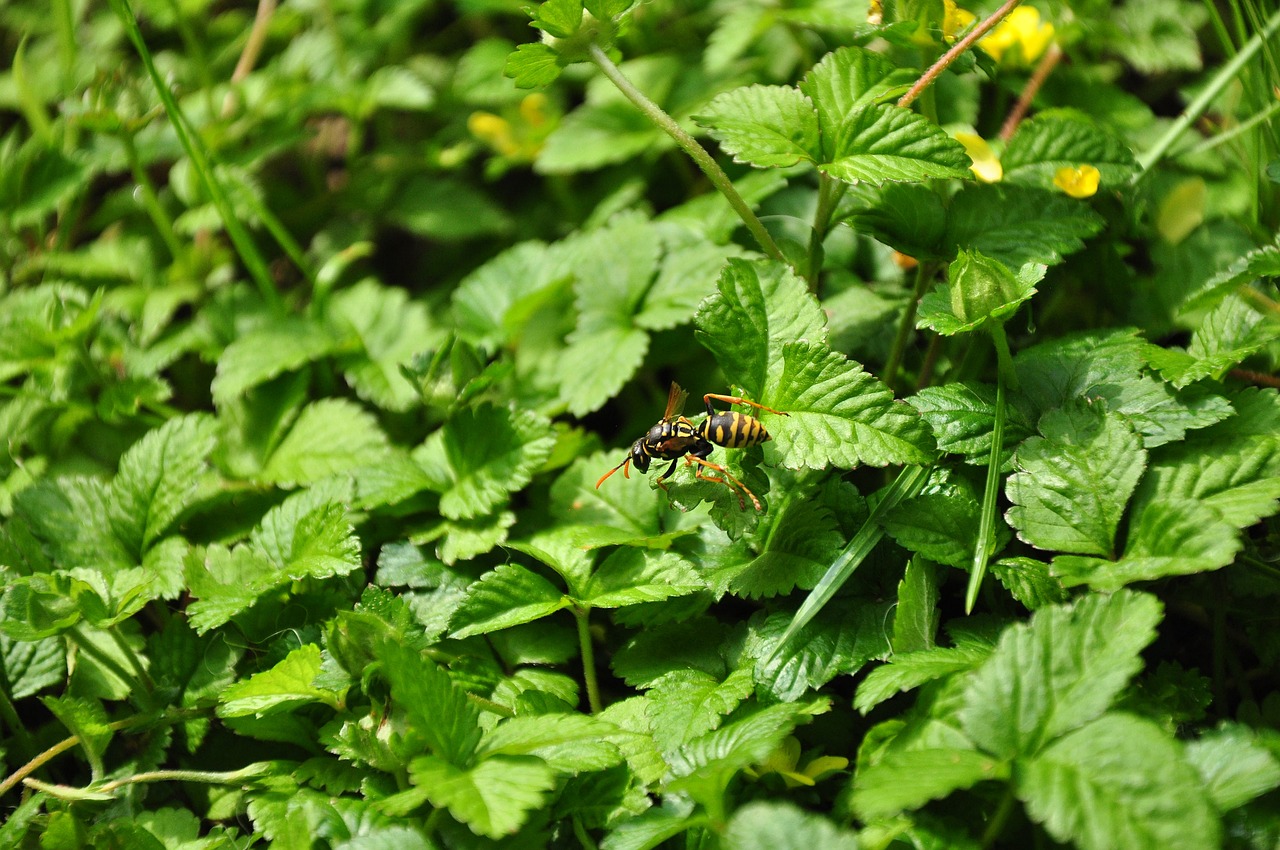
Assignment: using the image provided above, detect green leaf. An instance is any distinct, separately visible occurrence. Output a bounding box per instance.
[990,557,1069,610]
[581,548,704,608]
[1001,113,1139,188]
[844,182,948,261]
[449,563,569,639]
[749,603,892,703]
[386,175,511,240]
[960,590,1162,759]
[694,258,827,398]
[408,753,556,839]
[1111,0,1206,74]
[1178,240,1280,314]
[558,327,650,416]
[330,279,438,412]
[908,381,1037,464]
[918,252,1043,335]
[1,633,65,699]
[696,85,820,168]
[945,184,1105,268]
[769,341,936,468]
[1019,713,1220,850]
[250,479,361,580]
[799,48,911,143]
[600,805,706,850]
[416,404,557,520]
[645,667,755,752]
[1005,405,1147,557]
[452,240,567,350]
[217,644,339,718]
[1147,296,1279,388]
[260,398,392,486]
[377,637,482,766]
[1183,724,1280,812]
[883,469,1005,568]
[820,104,971,185]
[478,713,624,773]
[724,801,860,850]
[539,101,668,174]
[505,42,563,88]
[854,643,994,714]
[211,317,339,407]
[893,557,938,652]
[43,696,112,777]
[851,747,1007,818]
[666,702,820,796]
[532,0,583,38]
[108,414,218,554]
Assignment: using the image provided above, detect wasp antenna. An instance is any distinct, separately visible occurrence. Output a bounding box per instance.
[595,458,631,489]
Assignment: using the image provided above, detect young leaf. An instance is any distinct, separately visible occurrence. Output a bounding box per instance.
[1183,724,1280,812]
[449,563,569,639]
[695,85,821,168]
[1019,713,1221,850]
[217,644,339,718]
[1005,404,1147,558]
[415,404,557,520]
[260,398,392,486]
[820,104,971,185]
[408,753,556,839]
[990,557,1069,610]
[250,478,361,580]
[1147,296,1279,388]
[960,590,1162,759]
[506,43,564,89]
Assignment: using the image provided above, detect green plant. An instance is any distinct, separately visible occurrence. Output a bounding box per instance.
[2,0,1280,847]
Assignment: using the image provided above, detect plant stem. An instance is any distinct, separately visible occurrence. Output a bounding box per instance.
[899,0,1024,110]
[122,132,185,261]
[222,0,279,117]
[574,606,603,714]
[96,764,268,793]
[588,44,787,265]
[998,43,1063,142]
[979,786,1017,849]
[1134,5,1280,177]
[884,261,936,391]
[967,323,1015,614]
[806,175,846,295]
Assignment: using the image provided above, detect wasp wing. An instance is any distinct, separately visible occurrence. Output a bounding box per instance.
[664,382,689,421]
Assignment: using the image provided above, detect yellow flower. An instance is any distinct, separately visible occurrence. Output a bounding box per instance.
[467,111,520,157]
[954,131,1003,183]
[468,93,557,163]
[745,737,849,788]
[518,92,550,129]
[979,6,1055,65]
[1053,164,1101,198]
[944,0,976,41]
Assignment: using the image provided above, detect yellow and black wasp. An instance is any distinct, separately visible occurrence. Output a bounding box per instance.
[595,382,787,511]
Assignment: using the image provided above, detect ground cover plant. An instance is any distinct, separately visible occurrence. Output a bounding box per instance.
[2,0,1280,846]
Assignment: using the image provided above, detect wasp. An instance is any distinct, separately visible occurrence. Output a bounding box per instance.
[595,382,787,511]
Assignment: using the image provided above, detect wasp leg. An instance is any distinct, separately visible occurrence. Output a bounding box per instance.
[703,393,788,418]
[656,458,680,482]
[683,455,762,511]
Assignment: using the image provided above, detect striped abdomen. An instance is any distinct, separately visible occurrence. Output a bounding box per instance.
[698,413,771,448]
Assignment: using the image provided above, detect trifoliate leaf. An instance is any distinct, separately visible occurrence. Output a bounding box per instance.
[907,381,1036,464]
[478,713,625,774]
[851,747,1006,818]
[748,603,892,703]
[449,563,568,639]
[250,478,361,580]
[696,85,821,168]
[821,103,971,185]
[918,252,1043,335]
[724,801,860,850]
[211,317,339,408]
[769,341,935,468]
[1019,713,1220,850]
[854,643,994,715]
[960,590,1162,759]
[415,404,556,520]
[1005,404,1146,558]
[646,668,756,752]
[330,279,437,412]
[108,414,218,555]
[1146,295,1279,388]
[798,48,911,142]
[260,398,391,486]
[409,754,556,839]
[694,258,828,398]
[217,644,339,718]
[945,184,1105,268]
[1001,113,1139,188]
[581,548,704,608]
[1183,724,1280,812]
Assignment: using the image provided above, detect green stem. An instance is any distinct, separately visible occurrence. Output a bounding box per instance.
[884,261,936,391]
[107,0,286,314]
[574,606,603,714]
[979,786,1017,849]
[121,132,184,261]
[1134,5,1280,177]
[967,323,1015,614]
[805,176,846,295]
[588,43,787,265]
[96,764,268,794]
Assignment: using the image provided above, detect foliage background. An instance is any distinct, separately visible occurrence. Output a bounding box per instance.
[1,0,1280,848]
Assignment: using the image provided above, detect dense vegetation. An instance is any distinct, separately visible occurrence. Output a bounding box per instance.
[2,0,1280,847]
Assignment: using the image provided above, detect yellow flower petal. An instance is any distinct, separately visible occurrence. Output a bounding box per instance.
[944,1,976,40]
[954,131,1003,183]
[980,5,1055,65]
[1053,164,1101,198]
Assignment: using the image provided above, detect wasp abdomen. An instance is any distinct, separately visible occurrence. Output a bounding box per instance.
[701,413,770,448]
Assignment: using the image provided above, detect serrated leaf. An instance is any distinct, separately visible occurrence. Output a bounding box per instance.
[1150,296,1279,388]
[478,713,625,774]
[538,100,669,174]
[558,327,650,416]
[749,603,892,703]
[696,85,820,168]
[722,490,841,597]
[768,341,935,468]
[217,644,339,718]
[694,258,828,398]
[1005,405,1146,557]
[908,381,1037,463]
[1178,241,1280,314]
[452,240,565,349]
[260,399,391,486]
[724,801,860,850]
[377,637,481,766]
[851,747,1006,818]
[551,454,664,539]
[108,414,218,554]
[409,754,556,839]
[330,279,437,412]
[666,702,819,793]
[799,48,911,144]
[1001,113,1139,188]
[844,182,949,261]
[883,469,1004,567]
[854,643,994,714]
[449,563,569,639]
[1,633,64,699]
[990,557,1069,610]
[893,557,938,652]
[600,805,705,850]
[211,317,339,407]
[581,548,704,608]
[43,696,112,776]
[1184,724,1280,812]
[506,41,562,87]
[960,590,1162,759]
[821,103,971,185]
[646,668,755,752]
[246,478,359,582]
[416,404,556,520]
[1019,713,1220,850]
[945,184,1105,268]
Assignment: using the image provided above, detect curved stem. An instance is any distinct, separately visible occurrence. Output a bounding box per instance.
[979,786,1018,849]
[998,43,1063,142]
[899,0,1024,110]
[805,175,846,295]
[222,0,279,117]
[574,606,603,714]
[588,44,787,265]
[884,261,936,391]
